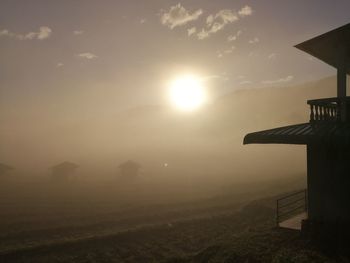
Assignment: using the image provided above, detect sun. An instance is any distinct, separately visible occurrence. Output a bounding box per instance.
[169,75,206,111]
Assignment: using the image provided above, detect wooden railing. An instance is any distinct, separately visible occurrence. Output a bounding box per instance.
[276,189,307,225]
[307,97,350,123]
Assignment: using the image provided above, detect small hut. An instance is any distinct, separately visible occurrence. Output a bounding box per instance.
[0,163,14,176]
[50,161,79,181]
[118,160,141,179]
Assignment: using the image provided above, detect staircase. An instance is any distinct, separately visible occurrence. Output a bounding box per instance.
[276,189,308,230]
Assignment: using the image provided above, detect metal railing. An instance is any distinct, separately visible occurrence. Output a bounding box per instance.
[307,97,350,123]
[276,189,307,225]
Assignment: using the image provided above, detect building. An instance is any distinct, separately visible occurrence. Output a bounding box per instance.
[0,163,14,176]
[244,24,350,241]
[51,161,79,181]
[118,160,141,179]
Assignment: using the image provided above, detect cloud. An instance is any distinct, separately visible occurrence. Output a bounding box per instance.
[268,53,277,59]
[248,37,259,44]
[226,46,236,53]
[73,30,84,35]
[0,29,9,37]
[238,5,253,17]
[216,44,236,58]
[197,6,251,40]
[206,15,214,25]
[227,30,242,42]
[56,62,64,68]
[140,19,146,24]
[161,3,203,29]
[223,46,236,55]
[160,4,253,40]
[187,27,196,36]
[262,75,294,85]
[77,52,98,59]
[0,26,52,40]
[37,27,52,40]
[214,10,239,25]
[206,9,238,33]
[202,74,230,82]
[216,51,223,58]
[198,9,239,39]
[240,80,253,85]
[248,51,256,57]
[197,29,210,40]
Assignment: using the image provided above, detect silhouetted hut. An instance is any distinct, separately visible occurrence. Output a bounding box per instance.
[118,160,141,179]
[51,161,79,181]
[244,23,350,243]
[0,163,14,176]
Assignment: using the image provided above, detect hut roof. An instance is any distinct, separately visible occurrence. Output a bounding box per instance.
[51,161,79,171]
[0,163,14,172]
[295,23,350,72]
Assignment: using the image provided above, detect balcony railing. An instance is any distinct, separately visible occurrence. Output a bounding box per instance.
[307,97,350,123]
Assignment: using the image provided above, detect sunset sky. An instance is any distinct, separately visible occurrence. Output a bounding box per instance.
[1,3,350,258]
[1,0,350,115]
[0,0,350,166]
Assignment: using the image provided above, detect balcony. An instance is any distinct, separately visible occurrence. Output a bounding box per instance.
[307,97,350,123]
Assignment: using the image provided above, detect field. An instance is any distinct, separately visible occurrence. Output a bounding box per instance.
[0,176,347,263]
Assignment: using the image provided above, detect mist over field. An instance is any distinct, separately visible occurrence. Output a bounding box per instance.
[1,1,350,261]
[1,76,338,206]
[0,76,340,262]
[2,76,337,181]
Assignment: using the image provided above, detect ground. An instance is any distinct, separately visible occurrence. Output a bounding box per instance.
[0,194,348,263]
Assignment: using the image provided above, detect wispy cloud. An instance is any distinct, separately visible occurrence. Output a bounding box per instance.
[0,30,8,36]
[240,80,253,85]
[197,5,253,40]
[77,52,98,59]
[73,30,84,35]
[187,27,196,36]
[160,4,253,40]
[200,74,230,83]
[198,9,238,40]
[224,46,236,53]
[160,3,203,29]
[227,30,242,42]
[248,51,256,57]
[268,53,277,59]
[140,19,147,24]
[216,51,223,58]
[248,37,259,44]
[238,5,253,17]
[235,75,253,85]
[262,75,294,85]
[56,62,64,68]
[216,45,235,58]
[0,26,52,40]
[32,27,52,40]
[197,29,210,40]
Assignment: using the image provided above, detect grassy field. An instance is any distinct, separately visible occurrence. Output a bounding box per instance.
[0,176,346,262]
[1,197,346,263]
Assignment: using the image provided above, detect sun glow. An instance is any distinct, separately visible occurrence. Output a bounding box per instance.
[169,75,206,111]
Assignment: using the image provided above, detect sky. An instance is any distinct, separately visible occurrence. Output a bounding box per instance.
[0,1,349,168]
[1,1,350,114]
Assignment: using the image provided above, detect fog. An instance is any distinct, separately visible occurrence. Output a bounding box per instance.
[1,77,337,199]
[0,75,340,261]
